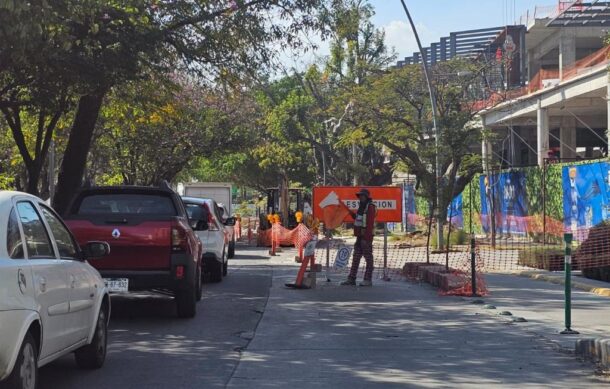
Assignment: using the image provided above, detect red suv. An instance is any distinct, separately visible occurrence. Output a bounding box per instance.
[63,183,202,318]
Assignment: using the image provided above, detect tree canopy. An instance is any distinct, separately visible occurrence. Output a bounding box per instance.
[1,0,487,228]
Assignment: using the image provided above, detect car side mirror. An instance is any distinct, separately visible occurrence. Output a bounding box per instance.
[225,217,236,226]
[84,241,110,259]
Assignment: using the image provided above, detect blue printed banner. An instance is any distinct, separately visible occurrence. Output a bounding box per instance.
[447,194,463,228]
[403,182,417,231]
[562,162,610,233]
[479,171,528,234]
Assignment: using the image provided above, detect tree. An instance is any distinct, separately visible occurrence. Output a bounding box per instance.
[319,0,395,185]
[0,90,70,195]
[92,75,265,186]
[353,59,484,225]
[0,1,75,195]
[1,0,330,214]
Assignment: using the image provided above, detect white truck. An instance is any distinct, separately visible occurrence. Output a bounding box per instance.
[182,183,236,258]
[183,183,232,215]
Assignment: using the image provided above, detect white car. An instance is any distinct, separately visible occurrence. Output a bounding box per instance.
[0,192,111,389]
[217,203,236,259]
[182,197,235,283]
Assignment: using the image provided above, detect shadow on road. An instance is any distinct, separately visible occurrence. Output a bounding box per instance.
[39,263,272,389]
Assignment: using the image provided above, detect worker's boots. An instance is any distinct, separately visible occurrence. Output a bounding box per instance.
[340,278,356,286]
[359,280,372,287]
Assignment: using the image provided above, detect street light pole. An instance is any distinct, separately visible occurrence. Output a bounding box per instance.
[399,0,444,250]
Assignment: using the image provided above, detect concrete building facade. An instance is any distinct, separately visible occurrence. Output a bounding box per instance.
[479,1,610,168]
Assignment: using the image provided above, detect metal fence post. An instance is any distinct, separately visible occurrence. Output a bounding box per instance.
[383,223,390,281]
[325,226,331,282]
[561,232,579,335]
[470,236,479,297]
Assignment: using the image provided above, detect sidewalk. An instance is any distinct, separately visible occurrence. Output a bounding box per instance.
[479,273,610,347]
[228,248,607,388]
[513,269,610,297]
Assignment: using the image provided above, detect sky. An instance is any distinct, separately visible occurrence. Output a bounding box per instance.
[284,0,560,68]
[372,0,558,60]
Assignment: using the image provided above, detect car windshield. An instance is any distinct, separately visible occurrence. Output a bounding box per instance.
[77,194,176,216]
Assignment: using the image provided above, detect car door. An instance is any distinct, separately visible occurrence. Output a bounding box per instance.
[185,201,223,258]
[15,200,71,358]
[209,202,226,256]
[39,204,94,344]
[214,203,230,247]
[209,203,227,258]
[1,206,36,313]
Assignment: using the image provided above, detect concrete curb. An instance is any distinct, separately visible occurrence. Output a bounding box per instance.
[575,338,610,369]
[514,271,610,298]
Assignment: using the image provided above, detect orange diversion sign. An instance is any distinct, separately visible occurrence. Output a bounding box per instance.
[313,186,403,225]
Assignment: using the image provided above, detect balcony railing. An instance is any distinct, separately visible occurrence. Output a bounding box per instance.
[475,44,610,112]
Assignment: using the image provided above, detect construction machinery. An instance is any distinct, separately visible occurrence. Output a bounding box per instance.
[262,187,305,229]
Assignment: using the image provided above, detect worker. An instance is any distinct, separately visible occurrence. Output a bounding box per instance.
[341,188,376,287]
[303,194,313,217]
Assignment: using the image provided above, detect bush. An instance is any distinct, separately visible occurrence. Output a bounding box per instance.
[574,221,610,282]
[430,226,469,248]
[389,232,406,242]
[582,266,610,282]
[450,229,468,245]
[517,247,565,271]
[235,201,255,217]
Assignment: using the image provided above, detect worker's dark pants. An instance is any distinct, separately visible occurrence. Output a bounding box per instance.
[348,238,374,281]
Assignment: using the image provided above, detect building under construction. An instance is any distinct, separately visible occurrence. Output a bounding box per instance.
[397,1,610,168]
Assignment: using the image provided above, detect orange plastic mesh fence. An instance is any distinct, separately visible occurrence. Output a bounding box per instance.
[258,223,314,250]
[312,239,485,296]
[308,222,610,296]
[238,217,260,244]
[241,221,610,296]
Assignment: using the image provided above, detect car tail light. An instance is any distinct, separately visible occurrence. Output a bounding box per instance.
[203,203,219,231]
[171,226,188,252]
[175,265,185,279]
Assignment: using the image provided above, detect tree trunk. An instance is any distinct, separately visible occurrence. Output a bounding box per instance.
[25,162,42,196]
[53,92,106,215]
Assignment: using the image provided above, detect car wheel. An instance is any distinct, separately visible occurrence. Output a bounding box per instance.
[196,265,203,302]
[75,306,108,369]
[210,255,223,283]
[3,332,38,389]
[228,240,235,259]
[176,284,197,318]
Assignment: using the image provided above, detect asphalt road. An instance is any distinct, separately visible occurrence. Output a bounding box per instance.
[37,243,608,388]
[39,245,272,389]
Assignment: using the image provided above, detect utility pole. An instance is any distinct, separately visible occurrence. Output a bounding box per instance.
[400,0,444,250]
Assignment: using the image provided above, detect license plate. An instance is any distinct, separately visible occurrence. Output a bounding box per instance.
[104,278,129,293]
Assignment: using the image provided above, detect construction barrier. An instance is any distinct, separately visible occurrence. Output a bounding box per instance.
[258,223,314,254]
[241,160,610,298]
[234,218,242,239]
[313,238,485,295]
